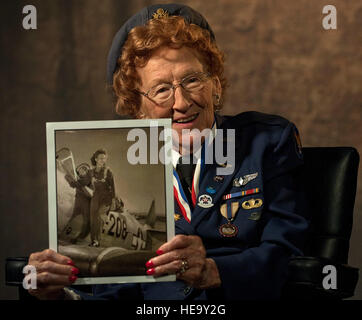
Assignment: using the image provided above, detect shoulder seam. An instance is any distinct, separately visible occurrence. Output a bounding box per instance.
[221,111,291,129]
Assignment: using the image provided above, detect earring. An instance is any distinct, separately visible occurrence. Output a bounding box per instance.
[214,94,221,106]
[138,111,146,119]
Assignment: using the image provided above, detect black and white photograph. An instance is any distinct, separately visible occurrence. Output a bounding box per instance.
[46,119,175,284]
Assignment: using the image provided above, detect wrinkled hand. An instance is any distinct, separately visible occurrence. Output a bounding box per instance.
[27,249,79,300]
[146,235,221,289]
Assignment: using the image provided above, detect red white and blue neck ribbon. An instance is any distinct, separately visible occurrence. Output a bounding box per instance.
[173,122,216,222]
[173,147,205,223]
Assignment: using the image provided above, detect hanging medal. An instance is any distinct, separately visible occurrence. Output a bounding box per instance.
[219,201,239,237]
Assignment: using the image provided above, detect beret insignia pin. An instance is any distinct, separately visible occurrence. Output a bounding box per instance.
[153,8,169,19]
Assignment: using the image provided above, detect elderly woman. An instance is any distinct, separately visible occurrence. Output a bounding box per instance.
[27,3,308,300]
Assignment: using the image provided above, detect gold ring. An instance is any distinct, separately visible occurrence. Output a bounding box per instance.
[178,259,189,275]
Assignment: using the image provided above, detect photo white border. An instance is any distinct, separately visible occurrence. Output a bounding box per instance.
[46,119,175,284]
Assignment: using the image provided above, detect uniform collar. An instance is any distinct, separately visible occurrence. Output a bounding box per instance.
[171,120,218,168]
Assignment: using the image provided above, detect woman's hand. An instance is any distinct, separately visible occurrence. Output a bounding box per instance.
[145,235,221,289]
[26,249,79,300]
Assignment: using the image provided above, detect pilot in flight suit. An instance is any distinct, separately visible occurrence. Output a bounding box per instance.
[89,165,116,247]
[76,111,309,300]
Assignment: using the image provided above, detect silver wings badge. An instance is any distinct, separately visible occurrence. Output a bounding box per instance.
[233,172,258,187]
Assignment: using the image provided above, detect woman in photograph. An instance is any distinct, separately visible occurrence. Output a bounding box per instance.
[89,149,115,247]
[27,3,308,300]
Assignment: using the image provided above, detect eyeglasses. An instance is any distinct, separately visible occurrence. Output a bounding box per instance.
[137,72,211,107]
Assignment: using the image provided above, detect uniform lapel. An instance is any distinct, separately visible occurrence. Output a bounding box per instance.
[190,124,245,229]
[173,113,250,232]
[175,215,196,235]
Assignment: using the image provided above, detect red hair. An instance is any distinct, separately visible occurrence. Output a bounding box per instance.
[112,16,227,118]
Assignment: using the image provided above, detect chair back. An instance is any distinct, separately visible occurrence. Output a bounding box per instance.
[301,147,359,264]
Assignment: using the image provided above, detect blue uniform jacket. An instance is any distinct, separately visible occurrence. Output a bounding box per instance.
[78,111,309,300]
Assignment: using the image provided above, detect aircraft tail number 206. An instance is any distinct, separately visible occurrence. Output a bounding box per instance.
[102,212,147,250]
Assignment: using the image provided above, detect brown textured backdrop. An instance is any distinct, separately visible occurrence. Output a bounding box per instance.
[1,0,361,299]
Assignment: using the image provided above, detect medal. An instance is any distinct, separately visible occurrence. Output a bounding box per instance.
[216,162,233,168]
[197,194,214,208]
[219,223,238,237]
[219,202,239,237]
[206,186,216,194]
[214,175,224,183]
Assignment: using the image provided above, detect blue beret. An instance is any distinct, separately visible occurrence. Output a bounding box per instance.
[106,3,215,85]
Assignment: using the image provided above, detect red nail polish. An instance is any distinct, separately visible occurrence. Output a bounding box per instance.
[67,260,75,266]
[146,268,155,275]
[71,267,79,275]
[69,275,77,283]
[145,260,154,268]
[156,249,163,255]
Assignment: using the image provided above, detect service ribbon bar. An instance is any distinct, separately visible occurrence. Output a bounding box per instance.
[222,188,260,200]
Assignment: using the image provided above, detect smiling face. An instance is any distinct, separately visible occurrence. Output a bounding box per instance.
[136,46,221,154]
[95,153,107,168]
